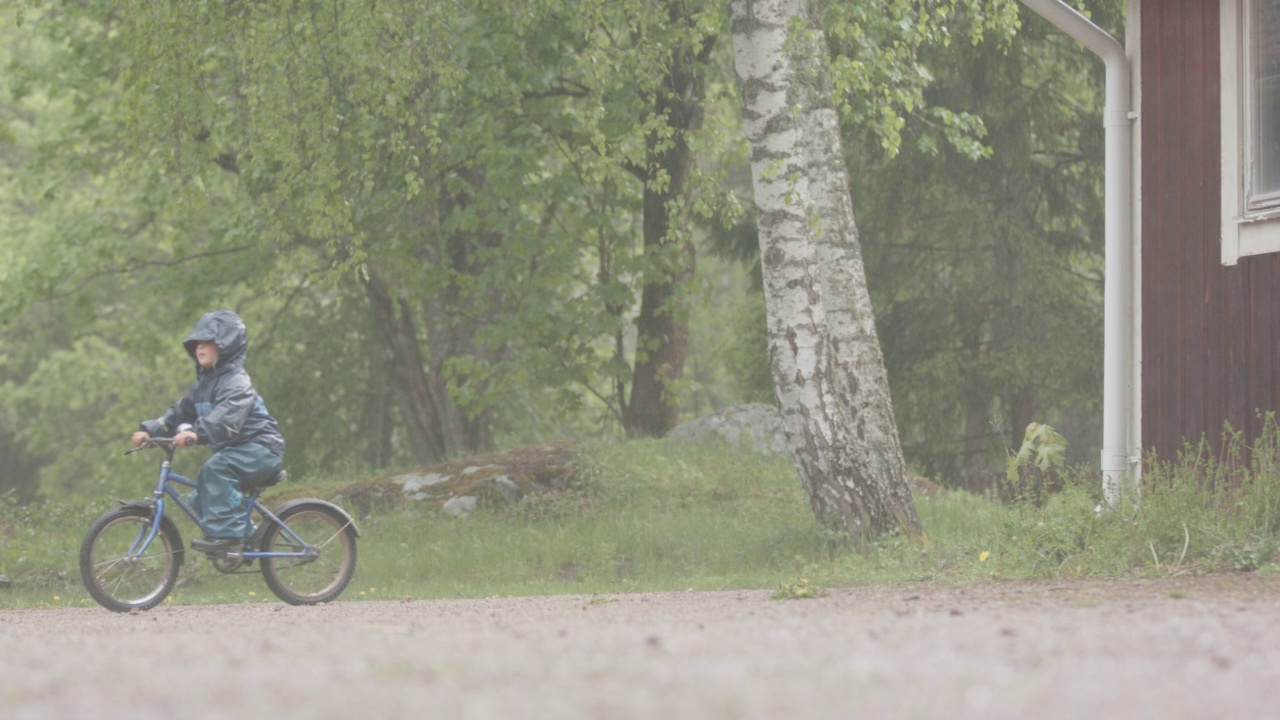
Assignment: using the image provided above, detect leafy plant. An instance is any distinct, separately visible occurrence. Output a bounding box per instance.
[1004,422,1070,507]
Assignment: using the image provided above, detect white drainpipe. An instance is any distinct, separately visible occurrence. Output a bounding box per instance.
[1018,0,1137,508]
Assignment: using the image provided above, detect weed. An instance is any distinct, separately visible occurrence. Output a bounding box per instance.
[1004,422,1069,507]
[771,578,823,600]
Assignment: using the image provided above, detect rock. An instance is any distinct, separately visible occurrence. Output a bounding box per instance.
[394,473,449,501]
[666,403,788,454]
[473,474,522,504]
[335,441,577,515]
[441,496,478,517]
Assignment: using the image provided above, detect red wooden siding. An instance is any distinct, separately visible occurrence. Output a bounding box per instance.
[1141,0,1280,461]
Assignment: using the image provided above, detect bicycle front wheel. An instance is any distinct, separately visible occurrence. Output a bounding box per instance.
[260,503,357,605]
[80,506,182,612]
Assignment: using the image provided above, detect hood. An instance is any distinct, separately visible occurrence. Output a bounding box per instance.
[184,309,248,373]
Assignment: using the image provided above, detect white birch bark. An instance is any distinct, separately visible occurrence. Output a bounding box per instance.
[728,0,919,537]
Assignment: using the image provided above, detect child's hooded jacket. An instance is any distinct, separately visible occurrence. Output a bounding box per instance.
[139,310,285,457]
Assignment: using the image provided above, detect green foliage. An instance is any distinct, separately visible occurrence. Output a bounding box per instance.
[989,417,1280,578]
[825,0,1020,156]
[0,0,1120,507]
[1129,419,1280,574]
[771,577,824,600]
[683,254,775,415]
[1,0,754,485]
[993,481,1127,577]
[0,2,620,482]
[843,0,1120,488]
[1003,421,1069,506]
[0,336,170,498]
[716,1,1120,490]
[0,2,35,28]
[1007,422,1069,482]
[0,490,101,597]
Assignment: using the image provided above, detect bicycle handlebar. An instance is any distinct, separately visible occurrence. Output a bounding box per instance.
[124,437,179,455]
[124,423,196,455]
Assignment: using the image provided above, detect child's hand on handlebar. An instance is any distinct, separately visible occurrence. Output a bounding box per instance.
[130,430,195,448]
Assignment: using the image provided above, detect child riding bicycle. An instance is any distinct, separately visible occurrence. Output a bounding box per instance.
[131,309,285,553]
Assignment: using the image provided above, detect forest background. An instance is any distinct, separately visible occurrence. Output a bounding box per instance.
[0,0,1118,503]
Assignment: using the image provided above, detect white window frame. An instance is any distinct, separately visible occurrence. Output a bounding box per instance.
[1221,0,1280,264]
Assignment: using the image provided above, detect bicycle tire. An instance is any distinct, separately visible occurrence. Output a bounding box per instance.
[80,506,183,612]
[259,503,357,605]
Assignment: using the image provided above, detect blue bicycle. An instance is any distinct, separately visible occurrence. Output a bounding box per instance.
[79,433,360,612]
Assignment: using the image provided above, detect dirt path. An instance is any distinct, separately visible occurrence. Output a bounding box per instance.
[3,574,1279,720]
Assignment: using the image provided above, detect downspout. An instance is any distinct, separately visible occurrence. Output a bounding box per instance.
[1018,0,1137,509]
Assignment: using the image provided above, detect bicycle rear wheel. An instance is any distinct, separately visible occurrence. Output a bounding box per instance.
[259,503,357,605]
[80,506,182,612]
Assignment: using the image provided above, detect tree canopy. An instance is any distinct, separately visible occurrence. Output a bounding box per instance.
[1,0,1116,503]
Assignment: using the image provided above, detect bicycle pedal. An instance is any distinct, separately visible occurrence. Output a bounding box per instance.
[191,537,242,553]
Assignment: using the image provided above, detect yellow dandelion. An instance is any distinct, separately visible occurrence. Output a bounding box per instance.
[248,591,256,597]
[53,596,61,602]
[979,551,990,562]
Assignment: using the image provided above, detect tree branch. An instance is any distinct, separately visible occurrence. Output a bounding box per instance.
[46,246,254,300]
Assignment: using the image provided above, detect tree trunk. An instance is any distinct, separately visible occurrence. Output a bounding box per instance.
[624,29,710,438]
[962,396,996,495]
[958,299,997,495]
[729,0,919,539]
[419,288,495,455]
[362,263,454,464]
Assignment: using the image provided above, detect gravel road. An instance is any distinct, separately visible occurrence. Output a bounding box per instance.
[3,574,1279,720]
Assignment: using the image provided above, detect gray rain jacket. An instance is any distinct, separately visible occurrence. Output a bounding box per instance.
[139,310,285,457]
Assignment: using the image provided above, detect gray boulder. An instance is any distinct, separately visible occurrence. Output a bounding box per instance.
[333,441,577,515]
[666,403,788,454]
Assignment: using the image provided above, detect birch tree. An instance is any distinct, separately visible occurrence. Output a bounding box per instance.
[729,0,918,538]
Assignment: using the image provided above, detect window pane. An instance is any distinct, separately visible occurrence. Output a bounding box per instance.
[1253,0,1280,203]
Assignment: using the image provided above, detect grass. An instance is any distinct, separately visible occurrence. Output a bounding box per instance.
[3,427,1280,610]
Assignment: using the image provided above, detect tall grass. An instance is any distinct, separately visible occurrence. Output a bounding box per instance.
[3,427,1279,609]
[354,441,832,598]
[985,416,1280,579]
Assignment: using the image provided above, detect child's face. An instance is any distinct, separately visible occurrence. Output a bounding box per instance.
[194,341,219,369]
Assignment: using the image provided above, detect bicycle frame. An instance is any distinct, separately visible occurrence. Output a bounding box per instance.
[131,443,314,562]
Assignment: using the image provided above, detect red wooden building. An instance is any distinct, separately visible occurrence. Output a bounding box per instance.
[1024,0,1280,498]
[1138,0,1280,461]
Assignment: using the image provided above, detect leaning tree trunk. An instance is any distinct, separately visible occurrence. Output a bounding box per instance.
[729,0,919,539]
